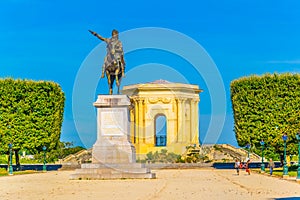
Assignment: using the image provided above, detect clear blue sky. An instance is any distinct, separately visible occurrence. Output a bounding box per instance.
[1,0,300,148]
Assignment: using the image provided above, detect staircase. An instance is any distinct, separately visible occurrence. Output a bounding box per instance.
[200,144,261,162]
[59,149,92,170]
[218,144,261,161]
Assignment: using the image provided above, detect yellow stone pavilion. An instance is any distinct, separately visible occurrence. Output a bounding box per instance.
[122,80,202,159]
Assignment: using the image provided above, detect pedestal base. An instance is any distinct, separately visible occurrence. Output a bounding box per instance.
[92,136,136,164]
[70,163,155,179]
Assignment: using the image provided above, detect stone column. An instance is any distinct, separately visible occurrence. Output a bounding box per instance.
[138,98,145,143]
[172,99,178,142]
[129,102,135,144]
[133,98,139,144]
[191,99,199,144]
[176,98,181,143]
[145,99,154,144]
[177,98,186,143]
[182,98,187,143]
[190,99,195,143]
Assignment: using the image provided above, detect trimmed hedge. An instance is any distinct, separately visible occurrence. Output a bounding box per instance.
[230,73,300,158]
[0,78,65,154]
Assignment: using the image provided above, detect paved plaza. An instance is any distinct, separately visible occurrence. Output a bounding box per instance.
[0,169,300,200]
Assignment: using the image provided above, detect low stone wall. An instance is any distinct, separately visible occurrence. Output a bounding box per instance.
[60,162,213,170]
[144,163,213,169]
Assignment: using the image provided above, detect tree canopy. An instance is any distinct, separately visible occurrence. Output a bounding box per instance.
[0,78,65,154]
[230,73,300,159]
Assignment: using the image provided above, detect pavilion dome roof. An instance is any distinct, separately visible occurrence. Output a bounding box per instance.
[147,79,172,84]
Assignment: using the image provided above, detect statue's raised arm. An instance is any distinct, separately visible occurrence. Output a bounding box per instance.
[89,30,107,42]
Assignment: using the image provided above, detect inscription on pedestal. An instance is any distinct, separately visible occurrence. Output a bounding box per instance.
[100,110,124,136]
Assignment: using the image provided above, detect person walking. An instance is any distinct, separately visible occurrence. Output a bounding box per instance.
[245,159,251,175]
[235,159,241,175]
[268,158,275,176]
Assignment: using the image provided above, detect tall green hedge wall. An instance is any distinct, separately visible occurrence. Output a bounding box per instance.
[231,73,300,158]
[0,78,65,154]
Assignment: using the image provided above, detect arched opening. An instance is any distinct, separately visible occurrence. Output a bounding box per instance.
[155,115,167,146]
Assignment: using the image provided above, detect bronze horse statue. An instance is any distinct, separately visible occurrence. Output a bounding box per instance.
[89,29,125,94]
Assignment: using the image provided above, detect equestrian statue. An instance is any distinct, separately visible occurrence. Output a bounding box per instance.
[89,29,125,95]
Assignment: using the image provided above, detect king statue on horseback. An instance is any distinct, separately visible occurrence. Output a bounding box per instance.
[89,29,125,95]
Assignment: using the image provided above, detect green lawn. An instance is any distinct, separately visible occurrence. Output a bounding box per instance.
[259,168,298,177]
[0,168,40,176]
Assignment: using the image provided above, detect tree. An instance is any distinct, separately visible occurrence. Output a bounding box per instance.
[0,79,65,169]
[231,73,300,158]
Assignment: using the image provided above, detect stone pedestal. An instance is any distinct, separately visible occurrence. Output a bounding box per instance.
[70,95,155,179]
[92,95,136,164]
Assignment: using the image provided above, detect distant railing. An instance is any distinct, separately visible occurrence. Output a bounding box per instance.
[0,164,62,171]
[156,135,166,146]
[213,161,281,169]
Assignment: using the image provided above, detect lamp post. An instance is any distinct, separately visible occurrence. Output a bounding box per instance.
[8,143,13,175]
[245,144,251,160]
[282,134,288,176]
[296,131,300,181]
[260,140,265,172]
[42,146,47,172]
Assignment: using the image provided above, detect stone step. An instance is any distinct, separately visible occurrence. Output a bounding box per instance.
[74,167,150,174]
[81,163,145,169]
[70,171,156,180]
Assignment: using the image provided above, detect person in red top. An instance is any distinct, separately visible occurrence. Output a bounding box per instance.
[245,159,251,175]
